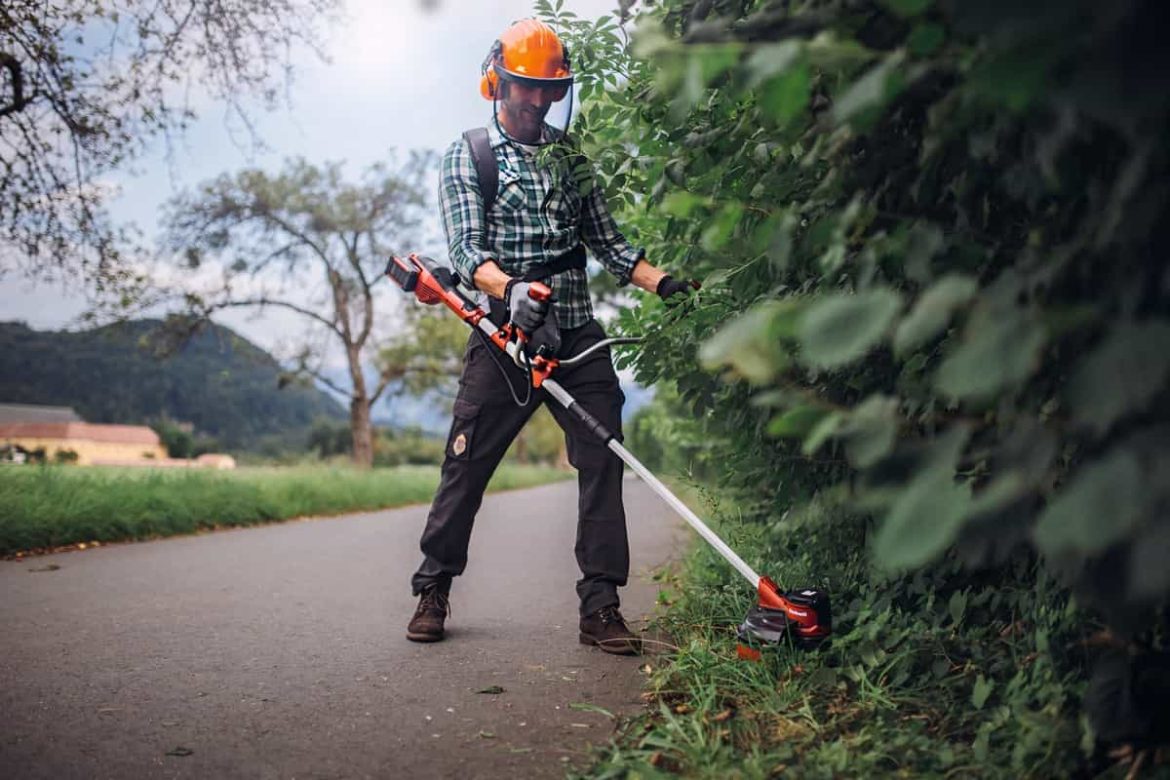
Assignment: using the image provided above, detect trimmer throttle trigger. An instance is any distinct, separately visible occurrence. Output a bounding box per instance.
[507,281,553,348]
[527,281,552,303]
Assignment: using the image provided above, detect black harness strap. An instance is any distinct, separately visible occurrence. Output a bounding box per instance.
[463,128,498,213]
[522,244,586,282]
[487,245,587,329]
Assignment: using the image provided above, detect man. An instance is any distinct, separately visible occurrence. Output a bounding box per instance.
[407,18,696,655]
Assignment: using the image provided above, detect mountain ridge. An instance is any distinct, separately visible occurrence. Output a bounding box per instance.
[0,318,346,451]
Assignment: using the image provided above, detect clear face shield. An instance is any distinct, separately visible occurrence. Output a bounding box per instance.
[491,66,575,145]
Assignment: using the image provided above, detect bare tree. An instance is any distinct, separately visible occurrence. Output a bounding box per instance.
[0,0,338,294]
[164,153,442,467]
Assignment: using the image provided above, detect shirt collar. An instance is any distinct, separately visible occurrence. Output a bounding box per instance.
[487,115,555,148]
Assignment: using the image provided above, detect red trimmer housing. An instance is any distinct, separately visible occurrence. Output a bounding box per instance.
[737,578,832,659]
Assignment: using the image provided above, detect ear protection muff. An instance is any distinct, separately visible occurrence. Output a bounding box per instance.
[479,40,503,100]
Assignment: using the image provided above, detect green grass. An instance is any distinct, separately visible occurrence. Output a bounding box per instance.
[578,486,1096,780]
[0,463,570,555]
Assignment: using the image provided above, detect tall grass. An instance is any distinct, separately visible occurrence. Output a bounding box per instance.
[0,464,569,555]
[579,487,1089,779]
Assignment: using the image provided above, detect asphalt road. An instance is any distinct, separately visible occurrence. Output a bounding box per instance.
[0,478,686,779]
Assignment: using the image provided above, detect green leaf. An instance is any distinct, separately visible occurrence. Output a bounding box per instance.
[1067,320,1170,435]
[798,289,903,369]
[699,302,790,384]
[751,211,797,271]
[802,412,844,455]
[948,590,967,626]
[935,304,1046,401]
[832,55,903,124]
[759,61,811,124]
[966,470,1029,517]
[630,21,671,60]
[873,426,971,571]
[908,23,946,56]
[661,191,706,218]
[904,222,944,283]
[875,469,971,571]
[745,41,801,86]
[839,395,900,468]
[971,675,993,710]
[679,56,705,110]
[767,405,831,438]
[881,0,932,16]
[698,45,740,84]
[894,274,979,356]
[700,203,744,251]
[1033,448,1147,556]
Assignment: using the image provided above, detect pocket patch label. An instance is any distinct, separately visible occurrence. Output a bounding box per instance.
[453,433,467,456]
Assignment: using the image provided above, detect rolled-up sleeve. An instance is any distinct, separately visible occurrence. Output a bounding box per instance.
[438,139,495,286]
[578,175,644,286]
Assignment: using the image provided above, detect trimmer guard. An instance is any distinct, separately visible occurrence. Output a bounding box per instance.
[737,587,832,659]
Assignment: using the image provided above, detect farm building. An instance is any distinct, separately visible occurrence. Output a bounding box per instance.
[0,419,167,465]
[0,403,236,468]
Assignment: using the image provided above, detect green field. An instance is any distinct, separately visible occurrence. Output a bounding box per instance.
[0,463,570,556]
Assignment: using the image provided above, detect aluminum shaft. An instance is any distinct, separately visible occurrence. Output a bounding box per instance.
[543,379,761,588]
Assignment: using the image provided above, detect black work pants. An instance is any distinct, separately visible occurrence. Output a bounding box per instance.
[410,319,629,616]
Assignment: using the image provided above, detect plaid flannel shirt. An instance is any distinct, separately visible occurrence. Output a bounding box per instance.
[438,119,644,329]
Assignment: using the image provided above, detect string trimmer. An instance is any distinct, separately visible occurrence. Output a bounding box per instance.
[385,254,831,655]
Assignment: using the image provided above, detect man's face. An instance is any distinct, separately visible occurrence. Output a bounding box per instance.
[498,81,560,142]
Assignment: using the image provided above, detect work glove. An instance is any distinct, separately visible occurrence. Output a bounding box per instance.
[656,275,701,304]
[505,279,550,334]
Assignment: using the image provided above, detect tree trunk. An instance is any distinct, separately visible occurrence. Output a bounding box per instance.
[344,339,374,468]
[350,396,374,468]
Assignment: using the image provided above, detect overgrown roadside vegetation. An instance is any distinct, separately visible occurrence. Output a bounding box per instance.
[539,0,1169,775]
[583,483,1089,778]
[0,464,569,556]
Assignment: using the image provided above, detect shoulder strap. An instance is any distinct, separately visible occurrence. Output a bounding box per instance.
[462,128,498,213]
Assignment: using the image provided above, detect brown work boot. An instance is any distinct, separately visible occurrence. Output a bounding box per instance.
[406,586,449,643]
[579,605,641,655]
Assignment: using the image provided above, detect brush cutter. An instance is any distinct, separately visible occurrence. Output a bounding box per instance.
[385,253,831,655]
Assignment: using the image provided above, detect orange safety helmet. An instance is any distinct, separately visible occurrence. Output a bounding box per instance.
[480,19,573,102]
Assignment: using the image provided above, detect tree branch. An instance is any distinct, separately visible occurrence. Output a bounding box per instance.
[205,296,344,337]
[348,232,375,349]
[301,364,351,398]
[0,53,29,118]
[370,362,462,406]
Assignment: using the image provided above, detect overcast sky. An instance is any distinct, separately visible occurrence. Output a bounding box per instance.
[0,0,625,345]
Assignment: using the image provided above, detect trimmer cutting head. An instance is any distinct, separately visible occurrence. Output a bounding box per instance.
[737,586,831,659]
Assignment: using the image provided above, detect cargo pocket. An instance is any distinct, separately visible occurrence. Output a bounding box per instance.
[446,398,480,460]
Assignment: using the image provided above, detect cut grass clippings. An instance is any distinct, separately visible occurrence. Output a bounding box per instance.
[0,463,570,556]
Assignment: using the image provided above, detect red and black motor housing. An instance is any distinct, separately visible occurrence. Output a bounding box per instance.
[737,586,832,659]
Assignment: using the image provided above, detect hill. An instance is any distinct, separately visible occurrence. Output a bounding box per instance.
[0,319,345,451]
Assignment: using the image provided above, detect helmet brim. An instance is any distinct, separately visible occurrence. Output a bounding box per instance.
[493,63,573,89]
